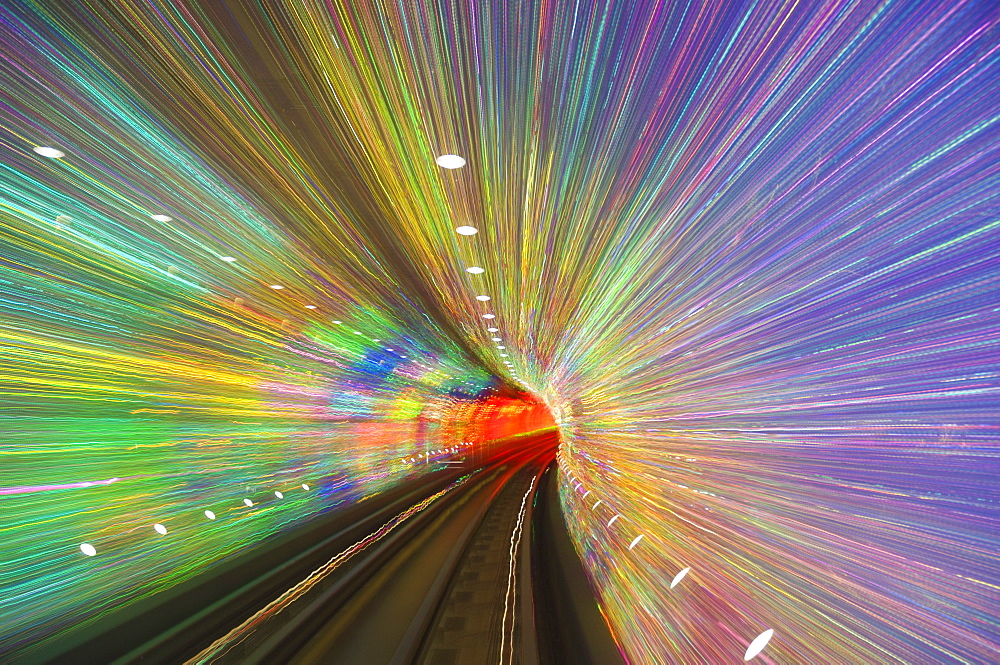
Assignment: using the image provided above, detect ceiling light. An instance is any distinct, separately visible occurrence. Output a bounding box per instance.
[456,226,478,236]
[497,345,506,349]
[269,284,283,290]
[354,331,362,335]
[80,543,97,556]
[244,498,254,507]
[491,337,502,341]
[33,146,65,158]
[670,567,690,588]
[745,629,774,661]
[482,314,495,319]
[500,354,508,357]
[333,320,342,324]
[305,305,316,309]
[275,491,283,499]
[466,266,485,274]
[302,484,309,490]
[204,510,216,520]
[373,339,380,342]
[436,154,466,169]
[220,256,237,262]
[151,214,173,222]
[487,327,499,332]
[153,523,167,535]
[475,295,490,301]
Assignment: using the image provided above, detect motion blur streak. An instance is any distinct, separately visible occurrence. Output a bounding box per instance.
[1,0,998,663]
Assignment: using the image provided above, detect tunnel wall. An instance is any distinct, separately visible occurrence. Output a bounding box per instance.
[2,377,545,658]
[1,1,998,664]
[0,247,545,659]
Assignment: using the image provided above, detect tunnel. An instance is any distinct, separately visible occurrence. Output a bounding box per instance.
[1,0,998,663]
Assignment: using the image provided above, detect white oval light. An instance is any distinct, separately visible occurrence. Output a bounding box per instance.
[275,491,284,499]
[269,284,284,290]
[332,320,342,324]
[475,295,491,301]
[302,484,309,490]
[244,498,254,507]
[487,327,499,332]
[80,543,97,556]
[744,629,774,661]
[491,337,502,341]
[204,510,216,520]
[151,214,172,222]
[455,226,478,236]
[670,567,690,588]
[34,146,65,158]
[220,256,237,262]
[153,523,167,535]
[436,154,466,169]
[497,345,505,349]
[466,266,485,274]
[482,314,495,319]
[305,305,317,309]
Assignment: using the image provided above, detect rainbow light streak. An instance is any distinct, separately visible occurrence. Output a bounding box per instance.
[0,477,122,496]
[1,0,998,663]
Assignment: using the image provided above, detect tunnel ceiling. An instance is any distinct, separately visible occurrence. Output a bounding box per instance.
[2,0,999,663]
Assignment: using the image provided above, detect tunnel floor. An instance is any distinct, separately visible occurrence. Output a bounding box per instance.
[36,431,624,665]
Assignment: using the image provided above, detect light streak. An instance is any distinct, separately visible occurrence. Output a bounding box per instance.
[500,475,537,665]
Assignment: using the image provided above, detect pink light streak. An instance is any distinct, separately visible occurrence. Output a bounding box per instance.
[0,477,122,496]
